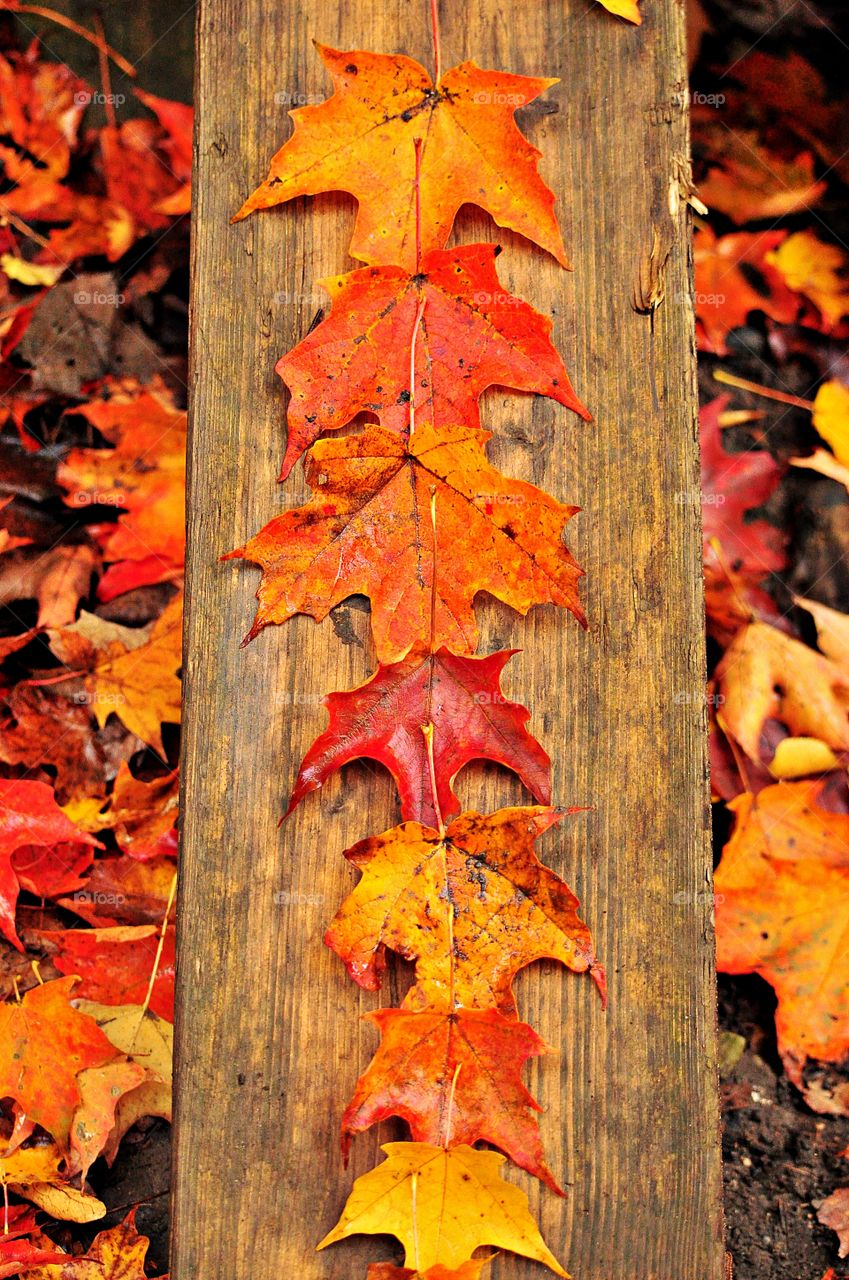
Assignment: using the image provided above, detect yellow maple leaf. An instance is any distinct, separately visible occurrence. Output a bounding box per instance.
[318,1141,567,1276]
[597,0,642,22]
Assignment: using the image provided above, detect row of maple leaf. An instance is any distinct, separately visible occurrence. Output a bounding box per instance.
[0,13,847,1280]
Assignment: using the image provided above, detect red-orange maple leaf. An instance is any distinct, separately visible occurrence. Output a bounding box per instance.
[694,227,797,356]
[228,423,583,663]
[233,44,568,270]
[41,924,175,1021]
[276,244,588,478]
[342,1006,560,1192]
[287,647,550,826]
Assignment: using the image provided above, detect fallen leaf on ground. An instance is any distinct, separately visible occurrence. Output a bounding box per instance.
[767,232,849,330]
[42,924,175,1021]
[715,621,849,763]
[0,976,118,1149]
[817,1188,849,1258]
[49,595,182,756]
[715,781,849,1080]
[694,227,797,355]
[700,396,785,576]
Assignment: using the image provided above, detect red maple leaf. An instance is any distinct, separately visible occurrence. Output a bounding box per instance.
[287,647,550,827]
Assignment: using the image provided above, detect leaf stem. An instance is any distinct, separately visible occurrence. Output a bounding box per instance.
[130,871,177,1048]
[713,369,813,412]
[430,0,442,86]
[407,297,426,436]
[5,5,137,77]
[442,1062,462,1147]
[421,721,444,835]
[93,12,117,130]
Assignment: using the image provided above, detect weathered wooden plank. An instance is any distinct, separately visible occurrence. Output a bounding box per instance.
[173,2,725,1278]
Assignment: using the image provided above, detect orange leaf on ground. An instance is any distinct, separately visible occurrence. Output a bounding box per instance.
[715,781,849,1079]
[233,44,568,270]
[49,595,183,757]
[59,378,186,577]
[23,1212,153,1279]
[694,227,797,355]
[694,122,825,224]
[715,621,849,764]
[0,976,118,1149]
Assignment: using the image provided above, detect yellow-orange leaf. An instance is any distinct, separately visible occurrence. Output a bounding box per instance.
[326,806,602,1015]
[767,231,849,329]
[715,622,849,763]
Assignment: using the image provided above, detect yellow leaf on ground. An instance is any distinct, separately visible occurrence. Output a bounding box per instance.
[23,1213,151,1277]
[318,1142,567,1276]
[767,231,849,328]
[0,254,64,288]
[0,1141,62,1186]
[74,1000,173,1160]
[770,737,839,779]
[812,380,849,467]
[49,595,182,756]
[18,1182,106,1222]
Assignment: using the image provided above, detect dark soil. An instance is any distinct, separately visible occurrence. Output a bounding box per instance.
[719,977,849,1279]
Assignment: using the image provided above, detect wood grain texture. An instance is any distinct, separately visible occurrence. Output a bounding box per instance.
[172,2,725,1278]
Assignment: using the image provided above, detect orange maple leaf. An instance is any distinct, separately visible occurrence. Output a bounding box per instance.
[342,1006,560,1191]
[228,423,583,663]
[694,226,797,355]
[233,44,567,270]
[326,806,603,1014]
[59,379,186,577]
